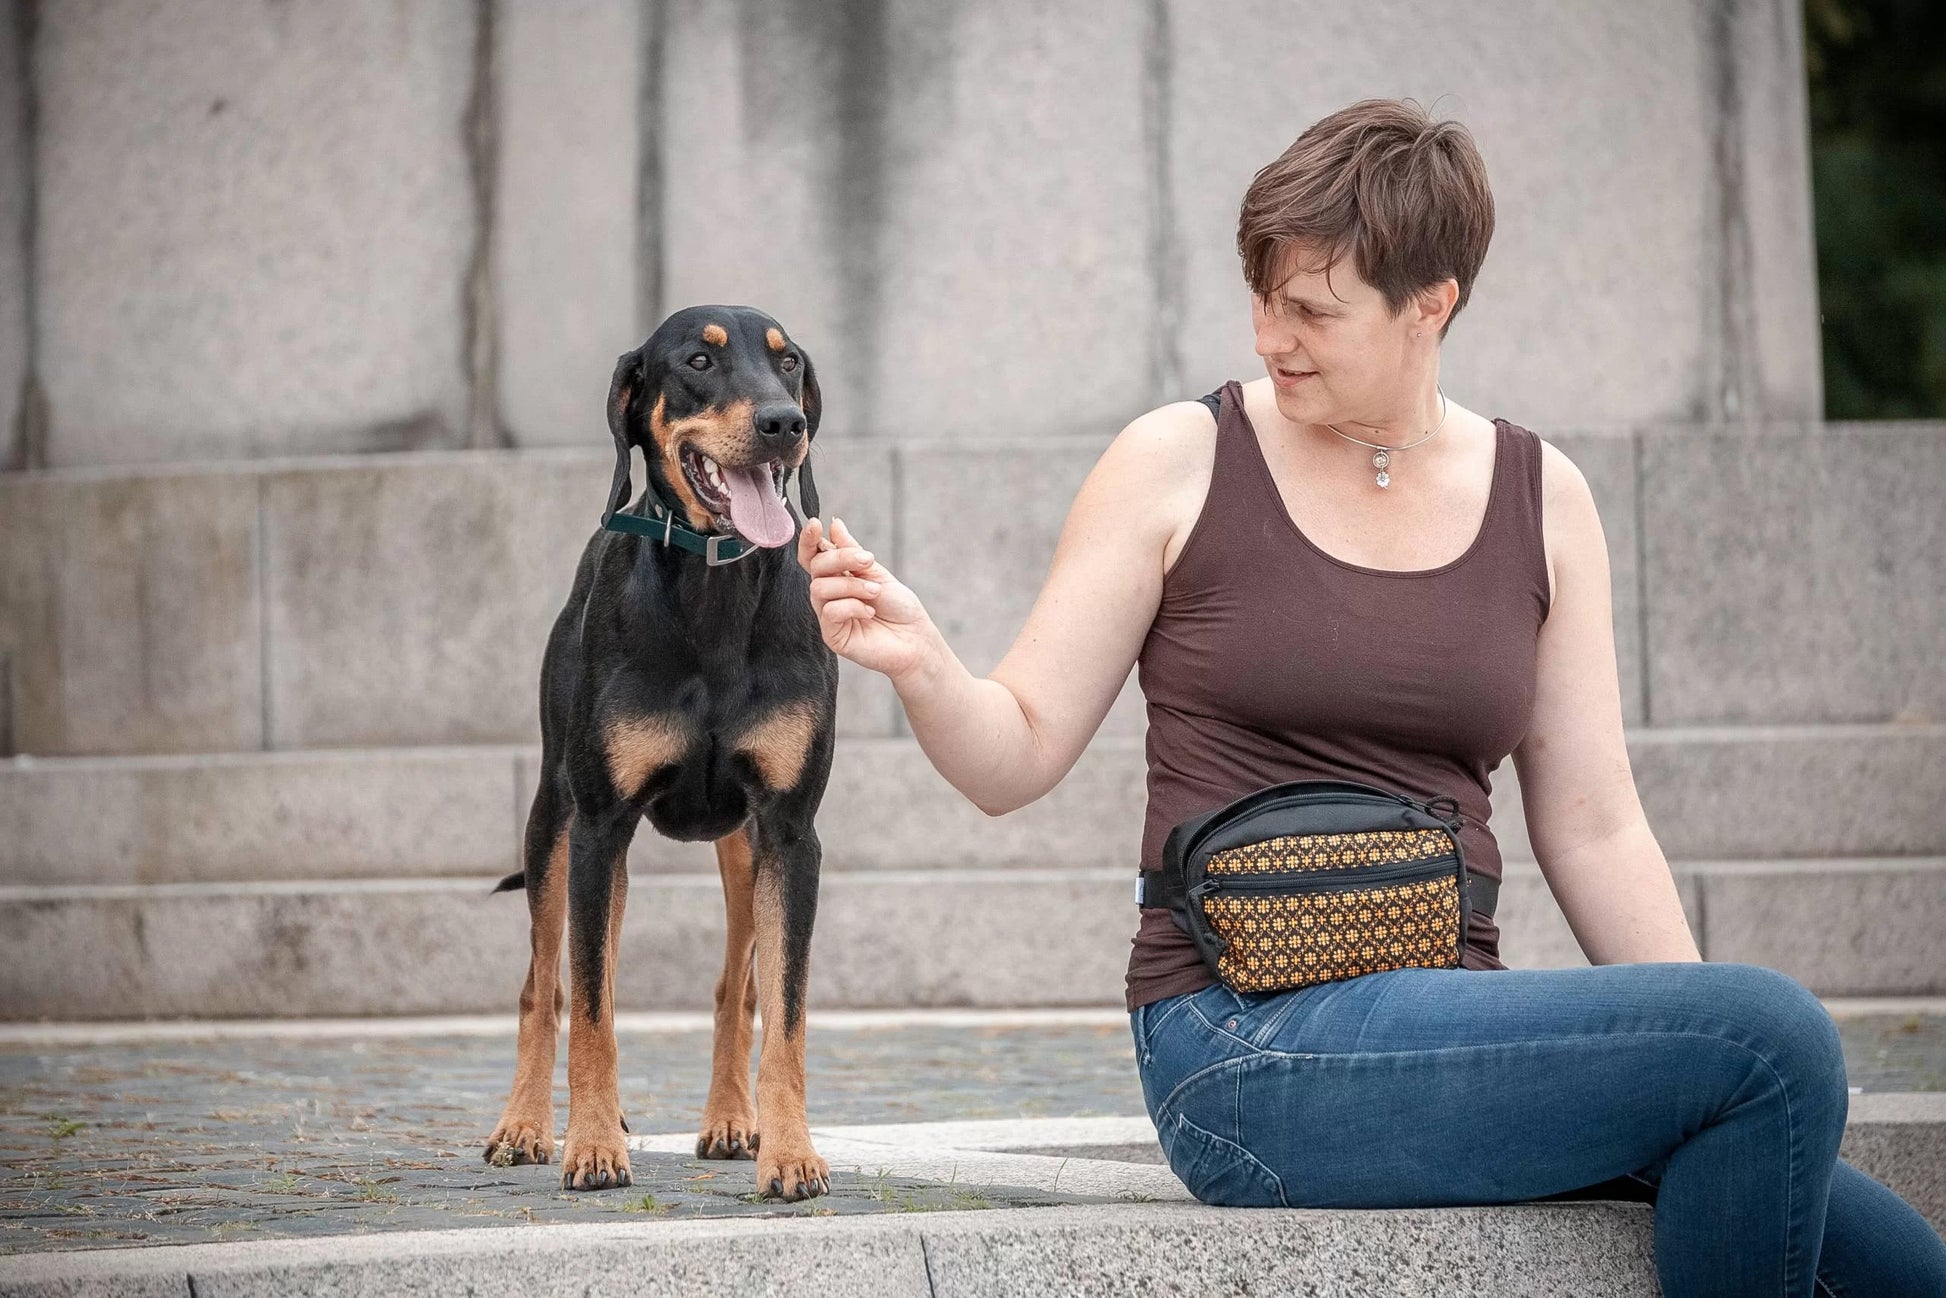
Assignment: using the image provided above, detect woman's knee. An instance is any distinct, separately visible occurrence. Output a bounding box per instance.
[1695,964,1848,1116]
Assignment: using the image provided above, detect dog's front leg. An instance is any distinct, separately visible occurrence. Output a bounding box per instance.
[560,810,636,1191]
[697,827,760,1159]
[751,818,829,1200]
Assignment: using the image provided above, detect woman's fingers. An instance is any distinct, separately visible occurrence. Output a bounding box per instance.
[796,516,825,570]
[804,543,876,579]
[819,597,878,627]
[810,574,881,604]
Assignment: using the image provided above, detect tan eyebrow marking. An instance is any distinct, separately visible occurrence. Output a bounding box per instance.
[765,328,787,352]
[702,323,729,346]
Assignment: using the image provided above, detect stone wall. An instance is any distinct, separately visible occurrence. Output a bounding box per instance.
[0,0,1821,469]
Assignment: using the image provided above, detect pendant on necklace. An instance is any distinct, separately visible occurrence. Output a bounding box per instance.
[1372,449,1391,489]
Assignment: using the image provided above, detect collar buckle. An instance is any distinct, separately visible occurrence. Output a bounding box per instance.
[704,533,750,566]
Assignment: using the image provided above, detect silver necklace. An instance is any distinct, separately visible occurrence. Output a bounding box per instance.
[1325,386,1449,488]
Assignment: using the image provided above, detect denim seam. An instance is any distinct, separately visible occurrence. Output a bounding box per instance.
[1249,988,1311,1046]
[1182,997,1263,1053]
[1157,1049,1261,1120]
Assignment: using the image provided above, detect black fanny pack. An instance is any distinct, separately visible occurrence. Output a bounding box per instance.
[1137,779,1499,993]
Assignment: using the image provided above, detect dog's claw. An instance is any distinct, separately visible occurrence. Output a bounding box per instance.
[559,1128,632,1191]
[770,1177,784,1197]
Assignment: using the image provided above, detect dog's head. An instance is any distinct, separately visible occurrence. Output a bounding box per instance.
[604,305,821,549]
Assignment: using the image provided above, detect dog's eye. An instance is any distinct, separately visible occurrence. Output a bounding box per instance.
[780,356,799,373]
[686,353,712,371]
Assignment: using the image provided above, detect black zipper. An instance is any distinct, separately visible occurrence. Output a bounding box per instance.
[1191,855,1462,898]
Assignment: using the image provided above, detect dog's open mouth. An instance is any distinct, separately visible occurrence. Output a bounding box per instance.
[681,447,795,548]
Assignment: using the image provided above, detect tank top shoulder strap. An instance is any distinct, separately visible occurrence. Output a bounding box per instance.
[1186,380,1276,522]
[1477,417,1552,612]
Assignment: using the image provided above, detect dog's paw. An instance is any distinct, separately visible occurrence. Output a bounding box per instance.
[483,1110,554,1166]
[756,1135,829,1201]
[559,1123,633,1191]
[695,1107,760,1160]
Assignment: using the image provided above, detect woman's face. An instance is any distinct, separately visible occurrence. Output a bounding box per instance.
[1249,248,1444,430]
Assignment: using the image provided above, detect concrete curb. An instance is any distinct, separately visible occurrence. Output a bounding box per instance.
[0,1202,1659,1297]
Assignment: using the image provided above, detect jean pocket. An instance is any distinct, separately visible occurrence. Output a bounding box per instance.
[1160,1108,1287,1208]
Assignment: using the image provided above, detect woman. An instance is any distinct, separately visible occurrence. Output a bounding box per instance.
[795,100,1945,1297]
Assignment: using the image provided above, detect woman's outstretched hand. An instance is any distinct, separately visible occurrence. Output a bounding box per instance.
[797,516,935,682]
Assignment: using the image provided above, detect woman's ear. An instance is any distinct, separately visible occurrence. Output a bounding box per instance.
[604,349,644,523]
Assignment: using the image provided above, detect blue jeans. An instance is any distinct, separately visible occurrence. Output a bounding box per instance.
[1130,963,1946,1298]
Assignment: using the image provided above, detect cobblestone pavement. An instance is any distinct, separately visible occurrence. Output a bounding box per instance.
[1,1013,1939,1254]
[0,1020,1143,1253]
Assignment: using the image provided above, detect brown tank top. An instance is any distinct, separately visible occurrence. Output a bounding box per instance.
[1127,380,1552,1011]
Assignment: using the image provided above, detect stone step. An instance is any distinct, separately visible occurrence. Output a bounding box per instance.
[0,1203,1666,1297]
[2,724,1939,886]
[2,425,1940,758]
[2,860,1940,1020]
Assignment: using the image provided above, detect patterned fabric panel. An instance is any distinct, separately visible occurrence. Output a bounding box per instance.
[1206,828,1453,876]
[1205,877,1462,991]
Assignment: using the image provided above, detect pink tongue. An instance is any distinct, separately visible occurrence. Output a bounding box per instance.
[723,465,795,547]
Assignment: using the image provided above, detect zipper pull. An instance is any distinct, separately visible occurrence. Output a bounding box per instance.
[1190,879,1220,899]
[1424,795,1465,832]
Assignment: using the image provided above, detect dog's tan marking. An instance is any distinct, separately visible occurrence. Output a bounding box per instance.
[653,394,763,530]
[765,327,787,352]
[697,829,760,1160]
[752,867,826,1199]
[650,395,710,529]
[702,322,729,347]
[562,849,632,1190]
[736,701,820,790]
[485,827,569,1166]
[605,714,687,799]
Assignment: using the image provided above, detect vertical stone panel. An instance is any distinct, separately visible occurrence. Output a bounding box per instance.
[865,0,1157,442]
[1721,0,1823,422]
[1167,0,1717,432]
[35,0,477,465]
[660,0,1156,444]
[656,0,856,424]
[0,0,26,470]
[494,0,644,448]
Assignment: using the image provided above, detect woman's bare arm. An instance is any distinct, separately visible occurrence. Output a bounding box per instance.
[799,403,1214,815]
[1512,442,1701,964]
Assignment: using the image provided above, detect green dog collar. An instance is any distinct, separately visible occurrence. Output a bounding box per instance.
[601,480,804,567]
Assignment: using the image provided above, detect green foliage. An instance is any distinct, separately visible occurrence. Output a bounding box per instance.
[1805,0,1946,417]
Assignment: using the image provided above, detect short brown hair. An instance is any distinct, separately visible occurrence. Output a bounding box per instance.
[1238,99,1495,337]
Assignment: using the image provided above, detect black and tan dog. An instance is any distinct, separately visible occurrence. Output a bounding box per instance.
[484,305,837,1201]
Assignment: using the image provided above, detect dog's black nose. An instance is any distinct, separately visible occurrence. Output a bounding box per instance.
[754,403,806,446]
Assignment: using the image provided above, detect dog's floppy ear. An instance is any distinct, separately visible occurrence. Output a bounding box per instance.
[604,349,644,524]
[794,347,821,520]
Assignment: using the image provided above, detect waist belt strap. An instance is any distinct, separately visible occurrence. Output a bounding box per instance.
[1136,870,1501,920]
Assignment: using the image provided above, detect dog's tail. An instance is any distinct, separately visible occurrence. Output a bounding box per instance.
[491,870,527,894]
